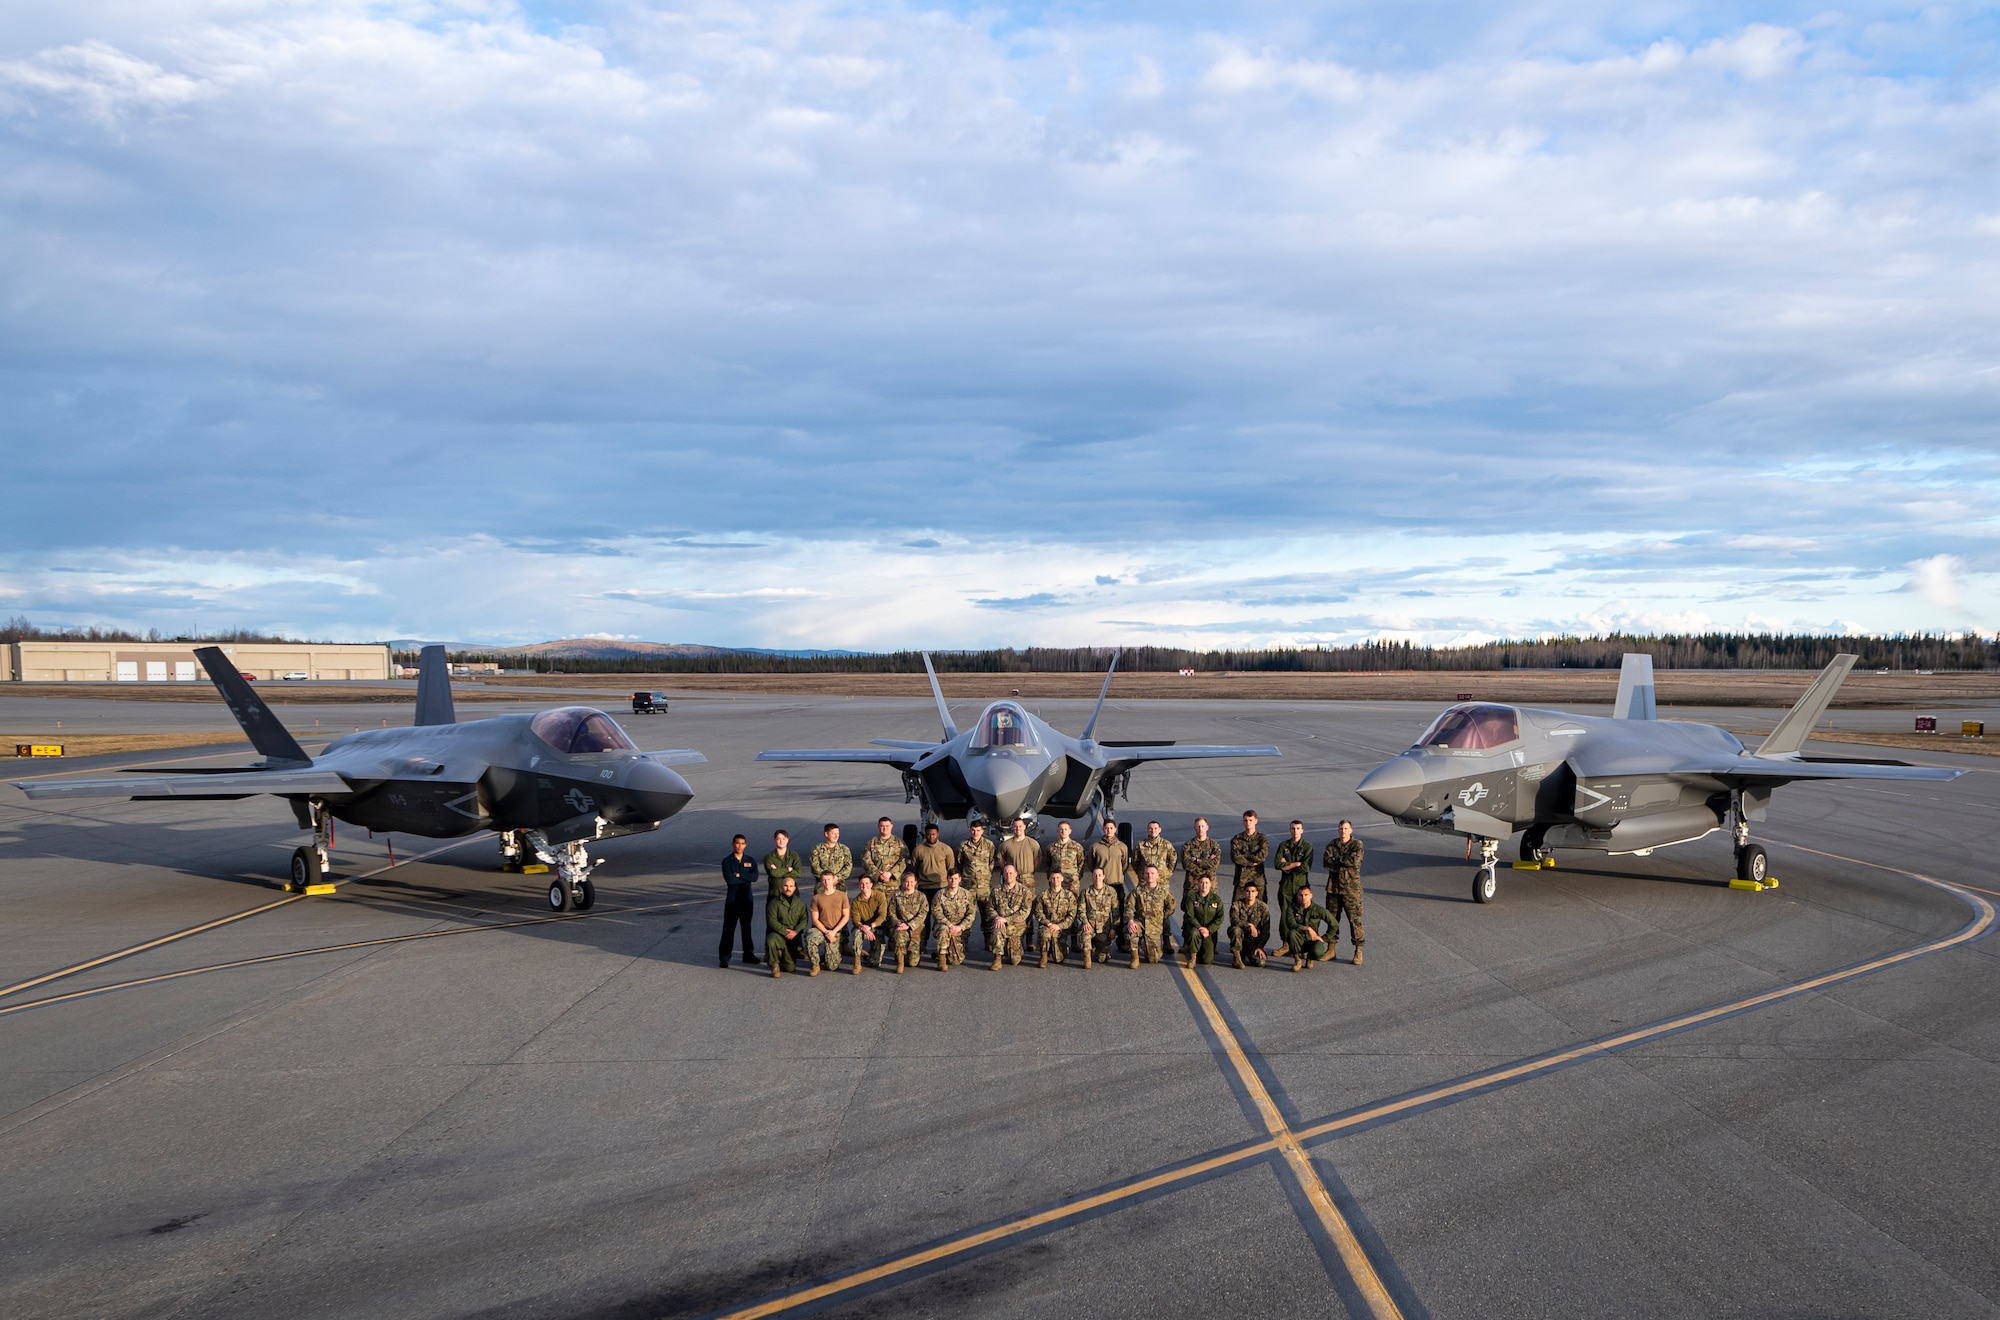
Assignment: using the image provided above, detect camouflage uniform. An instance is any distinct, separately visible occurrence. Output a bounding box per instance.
[764,890,809,972]
[1229,895,1271,966]
[992,881,1033,967]
[930,886,978,969]
[861,834,909,889]
[888,887,930,969]
[1138,834,1179,897]
[1182,835,1221,896]
[1274,835,1314,914]
[808,841,854,892]
[1078,882,1120,964]
[959,834,998,951]
[849,887,891,968]
[1045,838,1085,891]
[1322,837,1366,951]
[1229,829,1269,905]
[1282,899,1335,967]
[1126,883,1174,965]
[1033,884,1078,964]
[1183,890,1223,966]
[763,847,804,900]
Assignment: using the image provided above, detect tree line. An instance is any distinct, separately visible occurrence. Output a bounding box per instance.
[1,617,302,645]
[421,633,2000,674]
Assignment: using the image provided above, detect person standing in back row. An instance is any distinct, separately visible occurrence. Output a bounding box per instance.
[1000,819,1041,891]
[809,824,853,892]
[1321,819,1366,966]
[1229,810,1269,905]
[719,834,760,968]
[1182,817,1220,910]
[913,823,954,897]
[861,817,909,891]
[764,829,803,902]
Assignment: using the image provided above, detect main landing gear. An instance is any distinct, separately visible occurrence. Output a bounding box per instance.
[1729,812,1773,891]
[287,800,335,893]
[1472,837,1499,904]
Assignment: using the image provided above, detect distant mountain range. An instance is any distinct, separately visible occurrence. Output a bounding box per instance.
[383,638,862,659]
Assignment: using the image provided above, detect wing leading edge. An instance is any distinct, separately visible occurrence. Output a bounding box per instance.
[16,768,356,801]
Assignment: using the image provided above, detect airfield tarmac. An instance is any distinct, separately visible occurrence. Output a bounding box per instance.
[2,692,1997,1319]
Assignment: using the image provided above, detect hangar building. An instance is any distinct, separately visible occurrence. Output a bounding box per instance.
[4,641,393,683]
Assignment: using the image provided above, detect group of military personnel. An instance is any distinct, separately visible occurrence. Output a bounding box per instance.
[718,810,1367,977]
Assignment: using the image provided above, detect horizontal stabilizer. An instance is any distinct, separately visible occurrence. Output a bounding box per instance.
[1758,654,1858,758]
[1613,654,1656,720]
[1102,744,1280,764]
[196,646,309,764]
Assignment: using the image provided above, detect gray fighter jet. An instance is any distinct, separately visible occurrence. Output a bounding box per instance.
[1353,653,1962,902]
[756,651,1278,837]
[10,646,703,912]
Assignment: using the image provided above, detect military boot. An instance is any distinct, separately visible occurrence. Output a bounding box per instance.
[1232,949,1243,969]
[1038,946,1049,969]
[1082,944,1092,970]
[1129,948,1141,970]
[1352,946,1364,966]
[852,949,863,974]
[770,961,782,978]
[893,950,905,974]
[990,950,1003,971]
[1291,955,1303,973]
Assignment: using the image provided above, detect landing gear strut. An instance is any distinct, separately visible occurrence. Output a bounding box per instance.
[1472,837,1499,903]
[1730,809,1770,888]
[537,835,597,912]
[288,799,334,892]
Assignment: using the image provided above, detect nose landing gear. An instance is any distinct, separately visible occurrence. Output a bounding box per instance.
[1472,837,1499,903]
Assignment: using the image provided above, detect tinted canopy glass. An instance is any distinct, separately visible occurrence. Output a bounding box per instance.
[530,707,637,754]
[971,702,1037,749]
[1414,704,1519,750]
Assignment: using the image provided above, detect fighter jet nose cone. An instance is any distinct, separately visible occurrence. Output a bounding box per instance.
[1356,755,1425,819]
[964,755,1035,822]
[624,758,694,821]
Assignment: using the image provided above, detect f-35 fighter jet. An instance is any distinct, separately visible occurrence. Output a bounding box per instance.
[1354,653,1962,903]
[11,646,703,912]
[757,651,1278,835]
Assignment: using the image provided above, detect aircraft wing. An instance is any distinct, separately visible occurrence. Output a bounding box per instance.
[757,749,924,765]
[1101,744,1281,774]
[1570,747,1962,785]
[13,767,357,801]
[647,750,708,766]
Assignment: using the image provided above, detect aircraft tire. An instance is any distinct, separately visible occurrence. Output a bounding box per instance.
[1473,866,1498,903]
[1520,827,1549,864]
[548,878,573,912]
[1735,844,1768,885]
[290,847,321,891]
[575,879,596,911]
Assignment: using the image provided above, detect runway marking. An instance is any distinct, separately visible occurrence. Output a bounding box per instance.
[0,836,484,1003]
[0,898,704,1018]
[1178,966,1407,1320]
[704,860,1993,1319]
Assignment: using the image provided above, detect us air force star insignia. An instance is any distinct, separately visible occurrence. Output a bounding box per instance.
[564,788,597,814]
[1458,782,1489,806]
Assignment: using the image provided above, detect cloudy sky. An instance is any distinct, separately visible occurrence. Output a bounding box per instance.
[2,1,1996,649]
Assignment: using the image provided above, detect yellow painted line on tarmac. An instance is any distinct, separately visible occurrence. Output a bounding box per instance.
[1177,967,1406,1320]
[0,836,483,1002]
[0,897,704,1018]
[1771,840,2000,899]
[709,1139,1281,1320]
[1292,872,1995,1147]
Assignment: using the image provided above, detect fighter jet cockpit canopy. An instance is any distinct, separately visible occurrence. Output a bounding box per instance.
[529,707,638,755]
[971,702,1038,750]
[1413,703,1519,751]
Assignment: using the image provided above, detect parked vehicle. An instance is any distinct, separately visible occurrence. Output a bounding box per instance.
[631,691,668,714]
[281,671,309,681]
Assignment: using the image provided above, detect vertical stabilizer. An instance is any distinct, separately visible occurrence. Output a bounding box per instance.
[194,647,310,763]
[1757,654,1858,758]
[921,653,958,739]
[1613,653,1656,720]
[1081,648,1122,740]
[414,645,456,726]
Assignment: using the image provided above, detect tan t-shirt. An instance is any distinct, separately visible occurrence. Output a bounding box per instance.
[812,890,850,932]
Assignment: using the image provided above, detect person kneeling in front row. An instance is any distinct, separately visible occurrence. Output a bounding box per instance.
[766,875,808,977]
